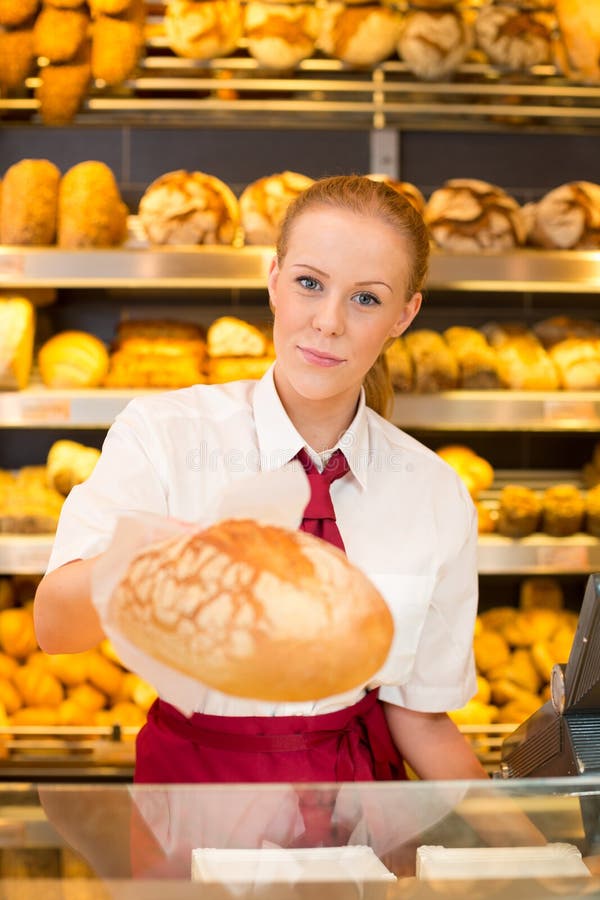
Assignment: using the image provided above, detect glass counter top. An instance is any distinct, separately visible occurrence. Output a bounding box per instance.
[2,776,600,897]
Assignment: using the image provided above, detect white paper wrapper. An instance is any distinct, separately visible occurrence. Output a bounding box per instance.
[91,464,311,715]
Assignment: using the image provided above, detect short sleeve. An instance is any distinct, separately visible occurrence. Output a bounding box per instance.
[379,489,478,713]
[46,401,168,573]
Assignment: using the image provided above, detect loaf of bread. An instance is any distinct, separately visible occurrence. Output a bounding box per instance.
[35,49,91,126]
[366,175,426,216]
[397,9,473,80]
[474,4,553,71]
[384,337,413,392]
[115,319,206,343]
[33,5,89,63]
[109,519,394,701]
[208,356,274,383]
[494,336,559,391]
[404,329,459,392]
[244,2,321,70]
[91,0,146,86]
[527,182,600,250]
[533,315,600,348]
[541,484,585,537]
[0,297,34,390]
[165,0,243,59]
[317,3,403,67]
[436,444,494,499]
[138,170,239,246]
[0,159,60,246]
[240,171,314,245]
[0,0,39,27]
[443,326,501,389]
[548,338,600,390]
[38,330,110,388]
[46,440,101,496]
[425,179,526,252]
[0,28,35,94]
[497,485,541,538]
[105,331,208,388]
[207,316,269,358]
[58,161,128,248]
[554,0,600,82]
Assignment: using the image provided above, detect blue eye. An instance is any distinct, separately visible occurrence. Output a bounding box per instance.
[353,291,381,307]
[297,275,321,291]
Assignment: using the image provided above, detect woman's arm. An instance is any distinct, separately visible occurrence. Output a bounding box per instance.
[383,702,488,780]
[34,556,105,654]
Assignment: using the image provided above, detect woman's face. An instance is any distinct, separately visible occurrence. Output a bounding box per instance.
[269,205,422,407]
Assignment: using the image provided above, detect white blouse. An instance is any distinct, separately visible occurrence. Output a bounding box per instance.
[48,366,478,717]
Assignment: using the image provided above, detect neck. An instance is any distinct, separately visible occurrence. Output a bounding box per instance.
[273,367,360,452]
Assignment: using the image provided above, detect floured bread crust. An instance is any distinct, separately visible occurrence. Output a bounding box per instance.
[244,2,321,69]
[110,519,394,702]
[527,181,600,250]
[317,3,403,67]
[165,0,243,59]
[398,9,473,80]
[240,171,314,244]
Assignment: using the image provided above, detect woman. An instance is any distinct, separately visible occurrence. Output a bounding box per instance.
[34,174,487,785]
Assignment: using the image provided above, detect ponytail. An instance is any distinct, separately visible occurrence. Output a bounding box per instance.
[363,341,394,419]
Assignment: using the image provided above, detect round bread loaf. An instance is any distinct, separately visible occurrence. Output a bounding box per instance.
[165,0,243,59]
[109,518,394,702]
[240,171,314,245]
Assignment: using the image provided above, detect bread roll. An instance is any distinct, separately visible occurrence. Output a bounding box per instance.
[0,0,39,27]
[548,338,600,390]
[46,440,101,496]
[38,330,110,388]
[165,0,243,59]
[555,0,600,82]
[385,337,413,392]
[240,171,314,245]
[474,5,553,71]
[33,5,89,63]
[519,577,564,611]
[528,182,600,250]
[91,1,145,86]
[443,326,501,389]
[115,319,205,343]
[317,3,403,68]
[0,159,60,246]
[208,356,274,383]
[35,48,91,126]
[425,179,526,252]
[541,484,585,537]
[244,2,321,69]
[497,485,541,538]
[495,337,559,391]
[0,297,34,390]
[366,175,426,216]
[404,329,459,392]
[207,316,268,358]
[398,9,473,80]
[58,161,127,248]
[533,315,600,348]
[436,444,494,499]
[473,630,510,674]
[138,170,239,246]
[110,519,394,702]
[0,28,35,94]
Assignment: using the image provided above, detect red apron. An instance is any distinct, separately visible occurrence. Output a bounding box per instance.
[134,689,406,784]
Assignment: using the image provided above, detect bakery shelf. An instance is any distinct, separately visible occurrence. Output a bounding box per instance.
[2,246,600,291]
[0,536,54,574]
[0,387,146,428]
[392,391,600,432]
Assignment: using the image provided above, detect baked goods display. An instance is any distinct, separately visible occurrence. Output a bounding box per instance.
[0,0,39,27]
[32,5,89,64]
[138,170,240,246]
[397,8,473,81]
[109,518,394,701]
[0,159,60,246]
[403,329,459,392]
[384,338,413,393]
[46,440,101,496]
[525,181,600,250]
[58,161,128,248]
[317,3,404,68]
[541,484,586,537]
[206,315,274,382]
[105,319,208,388]
[436,444,495,499]
[0,296,34,390]
[38,330,110,388]
[0,28,35,95]
[244,2,322,70]
[91,0,146,86]
[164,0,244,59]
[496,485,542,538]
[366,174,426,215]
[239,171,314,245]
[474,4,553,71]
[554,0,600,82]
[443,326,501,389]
[425,179,527,252]
[450,577,579,727]
[35,48,92,127]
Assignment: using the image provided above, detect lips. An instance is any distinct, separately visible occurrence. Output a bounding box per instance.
[298,346,345,367]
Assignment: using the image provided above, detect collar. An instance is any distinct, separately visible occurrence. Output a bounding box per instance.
[252,365,369,490]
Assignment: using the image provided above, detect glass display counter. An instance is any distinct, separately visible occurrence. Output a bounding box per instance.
[2,776,600,897]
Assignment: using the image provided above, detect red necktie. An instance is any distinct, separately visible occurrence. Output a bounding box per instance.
[296,448,350,552]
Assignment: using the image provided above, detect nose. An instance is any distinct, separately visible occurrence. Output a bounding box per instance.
[311,294,345,337]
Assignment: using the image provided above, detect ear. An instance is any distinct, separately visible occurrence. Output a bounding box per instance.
[388,292,422,339]
[267,256,279,310]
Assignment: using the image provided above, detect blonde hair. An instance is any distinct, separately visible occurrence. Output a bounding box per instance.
[276,175,430,418]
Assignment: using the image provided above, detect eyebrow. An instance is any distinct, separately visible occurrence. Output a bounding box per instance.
[291,264,392,292]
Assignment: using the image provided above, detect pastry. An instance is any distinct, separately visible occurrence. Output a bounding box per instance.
[548,338,600,390]
[443,326,501,389]
[317,3,403,68]
[0,297,35,390]
[91,0,145,85]
[207,316,268,358]
[501,609,560,647]
[533,315,600,348]
[38,330,110,388]
[138,170,239,246]
[541,484,585,537]
[35,48,91,126]
[527,182,600,250]
[425,178,526,252]
[436,444,494,499]
[497,485,541,538]
[473,630,510,674]
[115,319,206,343]
[208,356,274,383]
[554,0,600,82]
[403,329,459,392]
[105,333,208,388]
[46,440,101,496]
[586,484,600,537]
[58,161,128,248]
[165,0,243,59]
[244,3,321,70]
[240,171,314,245]
[385,337,413,392]
[0,158,60,245]
[366,174,426,216]
[0,0,39,27]
[474,4,553,71]
[33,5,89,63]
[397,9,473,80]
[519,577,564,611]
[109,518,394,702]
[0,28,35,94]
[495,336,560,391]
[487,648,541,694]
